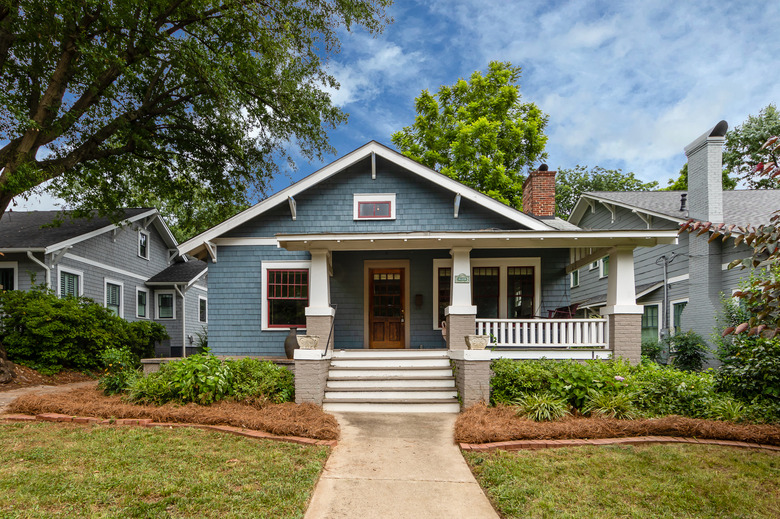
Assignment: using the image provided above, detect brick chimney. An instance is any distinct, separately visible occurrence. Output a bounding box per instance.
[522,165,556,218]
[684,120,728,223]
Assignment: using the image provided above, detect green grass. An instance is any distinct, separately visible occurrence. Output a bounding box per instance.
[465,444,780,519]
[0,422,329,518]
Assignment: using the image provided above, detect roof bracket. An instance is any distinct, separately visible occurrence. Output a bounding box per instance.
[168,249,179,263]
[584,198,596,214]
[51,246,71,266]
[288,196,297,221]
[602,202,616,223]
[633,210,652,229]
[142,215,156,230]
[204,241,217,263]
[371,152,376,180]
[454,193,461,219]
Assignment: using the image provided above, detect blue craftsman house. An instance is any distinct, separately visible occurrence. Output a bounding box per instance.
[179,142,676,411]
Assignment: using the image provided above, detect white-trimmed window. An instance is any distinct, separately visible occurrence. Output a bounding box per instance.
[261,261,311,330]
[138,230,150,259]
[600,256,610,278]
[156,290,176,319]
[0,261,18,291]
[570,269,580,288]
[641,303,660,342]
[199,295,208,323]
[671,299,688,335]
[59,267,83,297]
[105,279,123,317]
[589,261,599,270]
[432,257,542,329]
[353,193,396,220]
[136,288,149,319]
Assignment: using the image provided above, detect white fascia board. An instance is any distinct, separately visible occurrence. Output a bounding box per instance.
[177,141,554,255]
[186,266,208,288]
[44,209,160,254]
[636,282,664,299]
[150,214,178,249]
[569,194,685,227]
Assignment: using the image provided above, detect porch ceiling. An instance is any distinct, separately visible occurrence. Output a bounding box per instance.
[276,230,678,251]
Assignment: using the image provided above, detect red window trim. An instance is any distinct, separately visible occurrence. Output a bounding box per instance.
[357,200,392,219]
[267,268,309,328]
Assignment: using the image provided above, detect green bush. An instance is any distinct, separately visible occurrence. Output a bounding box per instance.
[667,331,708,372]
[0,286,168,374]
[625,362,716,418]
[641,339,664,364]
[513,392,570,422]
[715,335,780,403]
[583,389,637,419]
[125,354,295,406]
[98,347,141,395]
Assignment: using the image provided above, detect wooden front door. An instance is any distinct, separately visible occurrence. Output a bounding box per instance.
[369,268,405,349]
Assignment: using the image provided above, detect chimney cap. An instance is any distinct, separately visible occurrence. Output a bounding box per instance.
[538,164,549,171]
[709,120,728,137]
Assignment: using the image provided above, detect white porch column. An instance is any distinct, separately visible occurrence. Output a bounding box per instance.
[305,248,335,350]
[600,246,643,363]
[445,247,477,350]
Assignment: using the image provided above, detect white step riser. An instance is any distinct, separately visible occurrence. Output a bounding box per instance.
[326,379,455,389]
[328,368,453,378]
[332,350,448,358]
[330,359,451,368]
[325,390,458,400]
[322,402,461,413]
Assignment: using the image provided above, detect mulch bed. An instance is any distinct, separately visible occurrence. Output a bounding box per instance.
[455,403,780,446]
[0,364,95,392]
[5,387,340,440]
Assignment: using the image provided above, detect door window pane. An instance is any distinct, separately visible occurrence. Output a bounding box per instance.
[437,267,451,327]
[508,267,535,318]
[472,267,499,318]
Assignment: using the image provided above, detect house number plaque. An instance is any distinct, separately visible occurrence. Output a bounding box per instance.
[454,273,470,283]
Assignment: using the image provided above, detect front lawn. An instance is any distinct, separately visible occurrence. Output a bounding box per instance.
[465,444,780,519]
[0,422,329,518]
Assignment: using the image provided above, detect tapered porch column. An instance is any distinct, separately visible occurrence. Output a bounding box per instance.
[600,246,643,364]
[445,247,477,350]
[305,248,334,350]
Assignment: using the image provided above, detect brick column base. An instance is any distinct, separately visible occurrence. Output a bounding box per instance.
[305,314,334,351]
[294,358,331,405]
[445,313,476,350]
[608,313,642,364]
[449,351,492,409]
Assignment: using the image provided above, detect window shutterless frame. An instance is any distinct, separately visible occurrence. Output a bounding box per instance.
[138,230,150,259]
[156,290,176,319]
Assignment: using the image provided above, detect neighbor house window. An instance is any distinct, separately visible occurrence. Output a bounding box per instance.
[570,269,580,288]
[59,268,83,297]
[641,304,659,343]
[199,296,208,323]
[157,291,175,319]
[508,267,535,319]
[590,261,599,270]
[600,257,610,278]
[137,288,148,318]
[0,262,17,291]
[472,267,500,319]
[353,193,396,220]
[138,230,150,259]
[437,267,451,327]
[672,300,688,335]
[105,280,123,317]
[267,269,308,328]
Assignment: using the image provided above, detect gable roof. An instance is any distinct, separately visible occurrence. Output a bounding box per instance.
[146,257,208,286]
[0,208,177,253]
[569,190,780,227]
[179,141,556,256]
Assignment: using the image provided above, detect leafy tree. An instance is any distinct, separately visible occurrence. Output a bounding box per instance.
[556,165,658,219]
[662,163,737,191]
[680,135,780,336]
[724,104,780,189]
[391,61,548,209]
[0,0,391,231]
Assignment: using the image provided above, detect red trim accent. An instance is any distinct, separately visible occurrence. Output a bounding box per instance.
[267,269,309,327]
[357,200,392,219]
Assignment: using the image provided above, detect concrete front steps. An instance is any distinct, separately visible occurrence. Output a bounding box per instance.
[322,349,460,413]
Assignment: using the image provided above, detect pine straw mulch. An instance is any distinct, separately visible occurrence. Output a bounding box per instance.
[5,386,340,440]
[0,364,95,392]
[455,403,780,446]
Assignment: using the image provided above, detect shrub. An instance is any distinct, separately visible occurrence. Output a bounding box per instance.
[231,358,294,404]
[706,396,747,423]
[641,339,664,364]
[582,389,637,419]
[667,331,708,371]
[98,347,141,395]
[627,363,716,418]
[0,286,168,374]
[513,393,570,422]
[714,335,780,404]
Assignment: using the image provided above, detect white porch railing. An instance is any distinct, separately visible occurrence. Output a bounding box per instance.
[475,318,608,348]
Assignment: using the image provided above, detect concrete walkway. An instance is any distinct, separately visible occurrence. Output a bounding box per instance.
[305,412,499,519]
[0,381,97,414]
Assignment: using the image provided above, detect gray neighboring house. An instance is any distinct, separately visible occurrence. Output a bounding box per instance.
[569,121,780,356]
[0,208,207,356]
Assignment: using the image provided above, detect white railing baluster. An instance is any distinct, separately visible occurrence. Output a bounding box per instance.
[474,317,608,349]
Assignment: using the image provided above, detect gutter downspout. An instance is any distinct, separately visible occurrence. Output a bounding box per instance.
[175,284,186,357]
[27,251,51,288]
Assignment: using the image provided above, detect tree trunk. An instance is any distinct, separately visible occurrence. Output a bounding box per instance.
[0,343,15,384]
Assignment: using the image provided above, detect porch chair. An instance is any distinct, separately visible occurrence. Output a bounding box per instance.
[547,303,580,319]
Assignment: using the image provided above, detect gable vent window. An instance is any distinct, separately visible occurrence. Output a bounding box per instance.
[354,193,396,220]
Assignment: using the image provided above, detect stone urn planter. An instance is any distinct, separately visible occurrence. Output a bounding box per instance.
[297,335,320,350]
[465,334,489,350]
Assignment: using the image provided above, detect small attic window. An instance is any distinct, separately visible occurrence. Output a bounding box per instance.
[354,193,396,220]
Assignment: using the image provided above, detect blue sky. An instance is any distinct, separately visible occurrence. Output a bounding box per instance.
[19,0,780,209]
